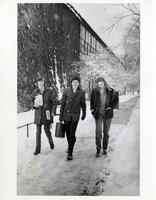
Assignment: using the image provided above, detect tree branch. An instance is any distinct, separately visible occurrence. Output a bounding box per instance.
[103,13,136,33]
[121,4,140,16]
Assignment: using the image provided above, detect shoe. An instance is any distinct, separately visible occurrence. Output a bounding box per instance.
[95,149,100,157]
[102,149,107,155]
[67,154,73,161]
[95,152,100,157]
[33,151,40,156]
[50,143,54,149]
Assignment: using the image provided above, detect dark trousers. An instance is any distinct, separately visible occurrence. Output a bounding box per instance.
[95,117,112,151]
[64,120,78,155]
[35,124,53,152]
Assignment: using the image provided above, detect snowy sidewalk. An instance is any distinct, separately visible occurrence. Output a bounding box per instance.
[17,94,139,195]
[100,97,140,195]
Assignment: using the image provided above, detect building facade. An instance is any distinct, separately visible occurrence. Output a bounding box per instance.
[18,3,124,110]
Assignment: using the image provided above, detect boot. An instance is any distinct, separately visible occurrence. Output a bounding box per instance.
[95,149,100,157]
[33,150,40,156]
[102,149,107,155]
[67,153,73,161]
[50,142,54,150]
[67,146,73,160]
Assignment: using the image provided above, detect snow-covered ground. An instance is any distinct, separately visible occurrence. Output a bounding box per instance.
[17,93,139,195]
[100,99,140,195]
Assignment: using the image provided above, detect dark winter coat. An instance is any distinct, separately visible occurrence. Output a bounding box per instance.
[59,87,86,122]
[90,87,119,119]
[32,88,57,125]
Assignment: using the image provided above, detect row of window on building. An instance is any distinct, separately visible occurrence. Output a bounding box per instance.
[80,25,104,55]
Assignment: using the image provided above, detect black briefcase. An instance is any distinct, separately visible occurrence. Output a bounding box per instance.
[113,91,119,109]
[55,122,66,138]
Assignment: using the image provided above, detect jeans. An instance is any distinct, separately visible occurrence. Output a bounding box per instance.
[95,116,112,151]
[35,124,53,152]
[64,120,78,155]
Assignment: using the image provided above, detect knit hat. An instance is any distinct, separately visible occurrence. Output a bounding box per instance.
[96,77,105,83]
[71,75,80,83]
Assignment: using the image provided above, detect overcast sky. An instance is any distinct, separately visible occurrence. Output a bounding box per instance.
[72,3,135,57]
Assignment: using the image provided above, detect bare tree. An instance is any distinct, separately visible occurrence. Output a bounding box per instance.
[102,3,140,91]
[103,4,140,35]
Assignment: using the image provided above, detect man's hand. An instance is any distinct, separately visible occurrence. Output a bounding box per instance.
[59,115,63,122]
[51,113,55,117]
[91,109,94,113]
[106,107,111,110]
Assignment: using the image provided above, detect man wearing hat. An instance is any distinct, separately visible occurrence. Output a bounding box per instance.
[31,75,57,155]
[59,75,86,160]
[90,77,119,157]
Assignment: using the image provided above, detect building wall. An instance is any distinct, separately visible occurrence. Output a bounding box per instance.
[18,3,80,110]
[61,5,80,83]
[18,3,124,110]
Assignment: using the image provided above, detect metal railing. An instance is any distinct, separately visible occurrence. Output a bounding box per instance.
[17,113,60,137]
[17,122,34,137]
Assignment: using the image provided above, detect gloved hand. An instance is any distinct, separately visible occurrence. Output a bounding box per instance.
[81,112,86,120]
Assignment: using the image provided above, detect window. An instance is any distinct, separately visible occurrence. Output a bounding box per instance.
[92,37,95,48]
[88,32,91,45]
[97,41,101,51]
[80,39,85,53]
[86,30,89,43]
[90,46,94,53]
[80,25,103,54]
[85,42,88,53]
[95,40,97,50]
[90,34,92,46]
[80,25,85,41]
[100,44,103,51]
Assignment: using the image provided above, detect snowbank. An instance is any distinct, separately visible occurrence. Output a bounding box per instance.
[100,98,140,195]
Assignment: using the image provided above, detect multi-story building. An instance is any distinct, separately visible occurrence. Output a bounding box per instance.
[66,3,125,66]
[18,3,125,110]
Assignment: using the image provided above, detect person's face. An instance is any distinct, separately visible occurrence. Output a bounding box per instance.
[37,80,44,90]
[97,81,105,90]
[72,80,79,90]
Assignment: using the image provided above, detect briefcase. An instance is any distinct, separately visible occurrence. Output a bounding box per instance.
[55,122,66,138]
[114,91,119,109]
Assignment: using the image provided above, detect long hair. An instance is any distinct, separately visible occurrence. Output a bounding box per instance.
[96,77,109,88]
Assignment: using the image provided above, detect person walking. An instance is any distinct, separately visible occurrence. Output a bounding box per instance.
[32,75,57,155]
[59,76,86,161]
[90,77,119,157]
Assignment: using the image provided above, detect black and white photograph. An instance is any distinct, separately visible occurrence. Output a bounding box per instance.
[0,0,156,199]
[17,2,140,196]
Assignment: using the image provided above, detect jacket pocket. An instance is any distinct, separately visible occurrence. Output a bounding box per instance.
[105,109,113,119]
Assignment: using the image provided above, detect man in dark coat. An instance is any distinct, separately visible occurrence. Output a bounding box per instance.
[32,75,57,155]
[59,76,86,160]
[90,77,119,157]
